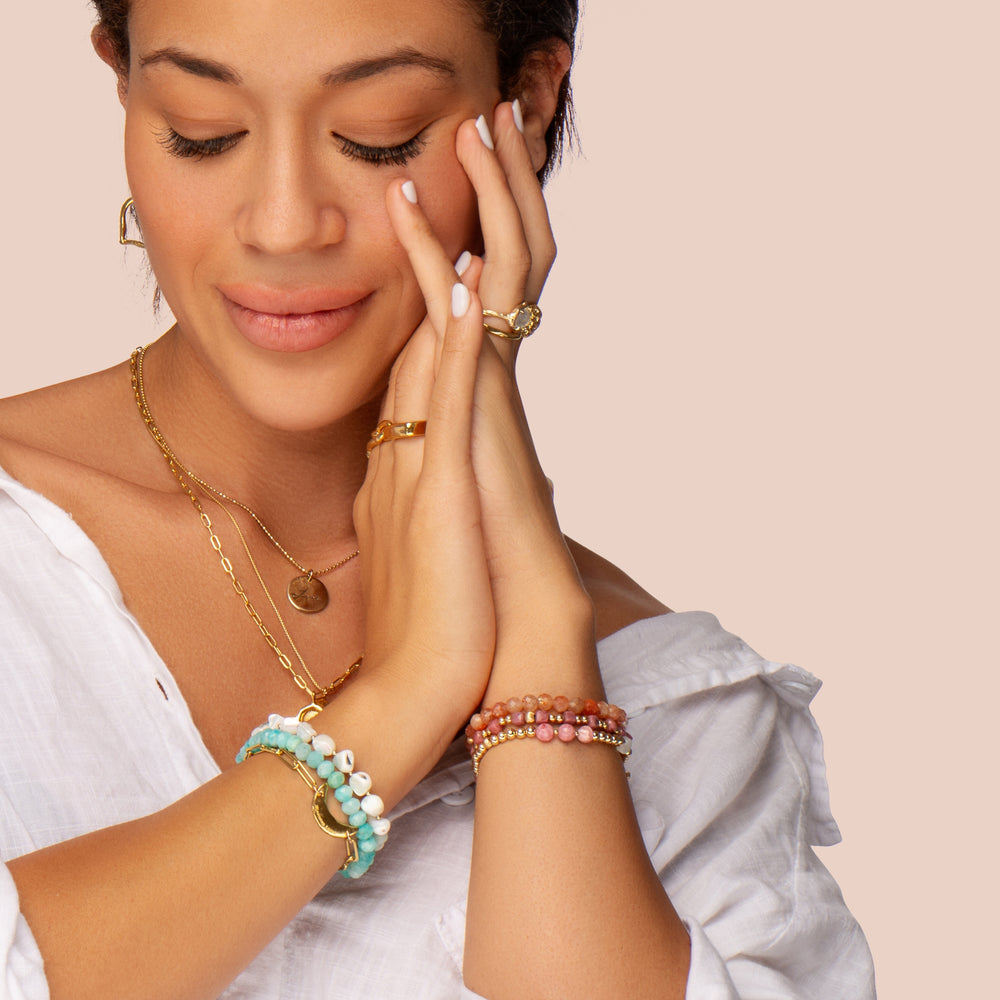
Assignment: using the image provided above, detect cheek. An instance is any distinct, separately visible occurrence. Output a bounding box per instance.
[415,148,481,260]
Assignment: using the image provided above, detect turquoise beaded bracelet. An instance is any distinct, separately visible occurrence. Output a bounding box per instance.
[237,715,390,878]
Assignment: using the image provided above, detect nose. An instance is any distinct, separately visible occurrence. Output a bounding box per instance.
[235,138,347,255]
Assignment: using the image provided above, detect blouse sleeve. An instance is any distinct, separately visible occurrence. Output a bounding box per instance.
[0,865,48,1000]
[604,613,876,998]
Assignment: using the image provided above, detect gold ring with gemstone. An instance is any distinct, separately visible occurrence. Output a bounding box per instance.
[366,419,428,458]
[482,302,541,341]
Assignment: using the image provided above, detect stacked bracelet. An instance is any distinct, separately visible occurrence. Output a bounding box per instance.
[236,715,390,878]
[465,695,632,778]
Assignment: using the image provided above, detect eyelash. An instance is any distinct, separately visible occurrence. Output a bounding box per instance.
[156,127,427,167]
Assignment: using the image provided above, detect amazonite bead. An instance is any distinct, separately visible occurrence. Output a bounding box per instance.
[341,798,361,815]
[349,811,367,827]
[294,742,311,761]
[286,735,302,752]
[327,771,345,789]
[316,760,334,779]
[359,837,377,854]
[306,750,324,769]
[334,785,354,803]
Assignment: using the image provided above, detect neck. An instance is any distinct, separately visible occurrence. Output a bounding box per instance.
[134,329,379,556]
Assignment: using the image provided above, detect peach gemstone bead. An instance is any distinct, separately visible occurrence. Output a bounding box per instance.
[535,722,555,742]
[523,695,539,711]
[552,695,569,713]
[470,714,486,731]
[506,697,524,714]
[611,705,628,724]
[537,693,553,711]
[597,701,610,718]
[492,702,507,720]
[557,723,576,742]
[583,699,599,716]
[569,697,586,714]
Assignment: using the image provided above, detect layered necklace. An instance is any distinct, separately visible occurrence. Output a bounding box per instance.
[129,346,360,720]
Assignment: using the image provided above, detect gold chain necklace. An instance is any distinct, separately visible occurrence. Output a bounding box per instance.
[131,345,358,614]
[129,347,360,720]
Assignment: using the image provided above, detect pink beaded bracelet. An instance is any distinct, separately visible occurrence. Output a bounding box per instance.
[465,695,632,777]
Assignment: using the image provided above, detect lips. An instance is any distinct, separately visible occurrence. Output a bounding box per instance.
[218,284,371,353]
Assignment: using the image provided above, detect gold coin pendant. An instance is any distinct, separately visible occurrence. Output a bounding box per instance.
[287,575,329,614]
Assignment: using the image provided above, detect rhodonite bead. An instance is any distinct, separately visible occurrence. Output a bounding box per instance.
[562,712,576,725]
[535,709,549,723]
[587,714,600,728]
[487,719,502,735]
[510,711,525,725]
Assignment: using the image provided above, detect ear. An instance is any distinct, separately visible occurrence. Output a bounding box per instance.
[91,25,129,107]
[515,40,573,174]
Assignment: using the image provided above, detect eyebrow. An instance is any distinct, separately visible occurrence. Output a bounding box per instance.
[138,47,457,88]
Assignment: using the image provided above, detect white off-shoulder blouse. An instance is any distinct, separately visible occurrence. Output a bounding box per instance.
[0,465,874,999]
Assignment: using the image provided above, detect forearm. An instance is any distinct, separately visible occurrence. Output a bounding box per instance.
[464,603,691,999]
[8,672,455,1000]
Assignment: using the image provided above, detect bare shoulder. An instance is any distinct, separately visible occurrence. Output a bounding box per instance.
[565,537,672,643]
[0,362,144,495]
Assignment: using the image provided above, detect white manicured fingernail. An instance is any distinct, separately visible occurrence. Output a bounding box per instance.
[401,180,418,204]
[454,251,472,277]
[451,282,471,318]
[512,98,525,134]
[474,115,494,150]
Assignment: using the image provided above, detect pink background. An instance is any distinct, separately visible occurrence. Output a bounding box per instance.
[3,4,997,996]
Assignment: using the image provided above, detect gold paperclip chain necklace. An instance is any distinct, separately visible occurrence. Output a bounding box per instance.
[129,347,361,720]
[131,345,357,614]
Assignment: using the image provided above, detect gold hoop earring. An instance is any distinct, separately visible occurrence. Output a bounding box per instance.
[119,196,145,248]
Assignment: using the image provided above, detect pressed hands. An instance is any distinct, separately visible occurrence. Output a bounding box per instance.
[356,104,691,997]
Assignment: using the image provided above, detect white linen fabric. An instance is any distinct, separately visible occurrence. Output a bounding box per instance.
[0,465,874,999]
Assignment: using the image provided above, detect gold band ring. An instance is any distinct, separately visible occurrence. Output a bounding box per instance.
[482,302,541,341]
[366,419,428,458]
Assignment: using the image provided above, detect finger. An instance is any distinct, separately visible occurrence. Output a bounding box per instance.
[385,179,463,338]
[491,100,557,302]
[369,320,436,478]
[454,116,531,316]
[421,282,485,482]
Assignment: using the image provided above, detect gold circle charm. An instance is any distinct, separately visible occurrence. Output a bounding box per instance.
[287,574,329,613]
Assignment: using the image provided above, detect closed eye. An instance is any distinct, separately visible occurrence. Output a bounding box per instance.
[156,127,246,160]
[335,131,427,167]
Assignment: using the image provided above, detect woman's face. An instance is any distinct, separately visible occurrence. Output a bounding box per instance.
[122,0,500,430]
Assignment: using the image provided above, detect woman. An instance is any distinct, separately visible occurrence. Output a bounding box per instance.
[0,1,874,998]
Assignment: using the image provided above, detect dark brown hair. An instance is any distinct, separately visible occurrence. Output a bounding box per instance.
[91,0,578,180]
